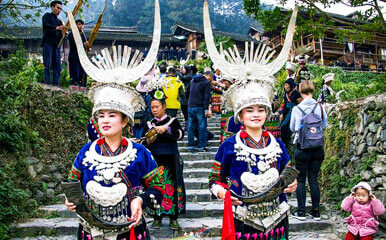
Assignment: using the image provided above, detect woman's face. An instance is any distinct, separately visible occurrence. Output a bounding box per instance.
[239,105,267,130]
[151,100,166,119]
[284,83,291,92]
[182,67,187,74]
[97,110,127,138]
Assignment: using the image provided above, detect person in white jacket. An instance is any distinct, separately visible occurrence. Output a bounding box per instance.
[290,80,328,221]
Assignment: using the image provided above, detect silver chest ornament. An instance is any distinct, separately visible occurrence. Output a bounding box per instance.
[234,131,282,172]
[82,138,137,184]
[82,138,138,207]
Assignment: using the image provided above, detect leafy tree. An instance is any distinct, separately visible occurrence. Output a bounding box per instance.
[199,35,235,54]
[243,0,386,42]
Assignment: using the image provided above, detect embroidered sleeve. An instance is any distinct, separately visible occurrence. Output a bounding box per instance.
[276,138,290,171]
[208,141,233,197]
[68,165,81,180]
[138,147,164,212]
[67,143,91,181]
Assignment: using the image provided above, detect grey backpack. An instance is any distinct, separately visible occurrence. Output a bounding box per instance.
[297,103,324,150]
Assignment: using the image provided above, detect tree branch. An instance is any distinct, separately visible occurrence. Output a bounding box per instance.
[300,0,386,35]
[372,0,385,26]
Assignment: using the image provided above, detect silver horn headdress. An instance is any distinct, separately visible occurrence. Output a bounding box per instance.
[64,0,161,235]
[203,0,298,122]
[68,0,161,125]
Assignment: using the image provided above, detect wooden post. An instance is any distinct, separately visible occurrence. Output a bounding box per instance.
[320,38,324,65]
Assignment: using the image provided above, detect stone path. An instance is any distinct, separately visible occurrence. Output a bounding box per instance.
[12,113,344,239]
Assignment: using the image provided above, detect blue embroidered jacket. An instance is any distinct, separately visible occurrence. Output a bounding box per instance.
[209,135,290,203]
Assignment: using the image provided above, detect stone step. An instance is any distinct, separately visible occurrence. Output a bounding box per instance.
[184,168,212,179]
[13,215,333,238]
[11,218,78,237]
[184,177,209,189]
[12,236,76,240]
[186,189,212,202]
[181,152,216,160]
[178,139,220,147]
[185,202,224,218]
[184,160,215,169]
[287,197,327,213]
[180,146,218,153]
[288,216,332,232]
[38,201,224,220]
[147,217,222,238]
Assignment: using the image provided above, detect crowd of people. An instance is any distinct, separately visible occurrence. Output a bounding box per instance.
[156,45,188,61]
[40,1,384,240]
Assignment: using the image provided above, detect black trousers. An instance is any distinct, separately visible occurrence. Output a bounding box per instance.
[69,57,87,87]
[295,145,324,212]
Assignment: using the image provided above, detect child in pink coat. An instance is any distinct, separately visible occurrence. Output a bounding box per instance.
[341,182,385,240]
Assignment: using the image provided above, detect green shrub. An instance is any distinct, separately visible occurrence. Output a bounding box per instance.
[274,65,386,103]
[0,47,92,238]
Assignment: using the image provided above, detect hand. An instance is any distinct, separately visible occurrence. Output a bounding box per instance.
[283,179,297,193]
[217,189,242,206]
[350,192,355,199]
[280,114,284,122]
[370,194,377,200]
[84,41,89,48]
[64,198,76,212]
[56,25,65,31]
[155,126,168,134]
[128,197,143,229]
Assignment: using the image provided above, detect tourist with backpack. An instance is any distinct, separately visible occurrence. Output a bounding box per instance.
[290,80,328,221]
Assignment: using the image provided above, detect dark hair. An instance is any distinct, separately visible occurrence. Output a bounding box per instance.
[150,97,166,106]
[168,67,176,75]
[50,1,63,7]
[76,19,84,25]
[159,64,167,74]
[190,65,198,74]
[182,65,190,74]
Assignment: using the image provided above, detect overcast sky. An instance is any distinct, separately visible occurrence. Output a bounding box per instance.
[261,0,386,17]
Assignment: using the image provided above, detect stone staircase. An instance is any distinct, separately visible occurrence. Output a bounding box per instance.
[11,113,334,239]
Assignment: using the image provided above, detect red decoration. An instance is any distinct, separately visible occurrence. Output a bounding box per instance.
[130,227,135,240]
[240,124,248,139]
[240,131,248,139]
[222,191,236,240]
[121,138,128,146]
[96,137,105,145]
[263,130,269,138]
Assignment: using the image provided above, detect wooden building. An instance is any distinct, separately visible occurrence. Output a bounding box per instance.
[173,22,259,59]
[250,10,386,68]
[0,26,184,58]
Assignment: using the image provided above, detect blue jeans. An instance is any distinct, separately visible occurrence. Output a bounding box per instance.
[43,43,61,86]
[295,145,324,212]
[187,107,207,149]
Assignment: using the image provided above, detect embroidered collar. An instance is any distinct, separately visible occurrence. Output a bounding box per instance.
[96,137,128,146]
[154,114,168,122]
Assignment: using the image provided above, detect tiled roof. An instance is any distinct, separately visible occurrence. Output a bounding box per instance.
[174,22,260,43]
[0,27,182,43]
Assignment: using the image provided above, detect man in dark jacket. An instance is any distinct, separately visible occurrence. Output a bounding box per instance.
[68,19,88,90]
[186,66,212,152]
[42,1,65,86]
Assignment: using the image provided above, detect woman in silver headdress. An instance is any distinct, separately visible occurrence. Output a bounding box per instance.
[63,1,165,239]
[203,1,299,238]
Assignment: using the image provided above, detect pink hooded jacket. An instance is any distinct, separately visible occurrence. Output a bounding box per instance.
[341,196,385,236]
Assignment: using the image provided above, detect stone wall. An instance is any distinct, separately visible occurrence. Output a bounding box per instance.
[324,93,386,232]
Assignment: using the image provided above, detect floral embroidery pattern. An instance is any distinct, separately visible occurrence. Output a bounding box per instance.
[208,160,221,184]
[68,165,81,180]
[143,166,165,193]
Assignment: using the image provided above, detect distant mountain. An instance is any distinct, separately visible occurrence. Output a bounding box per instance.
[16,0,273,35]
